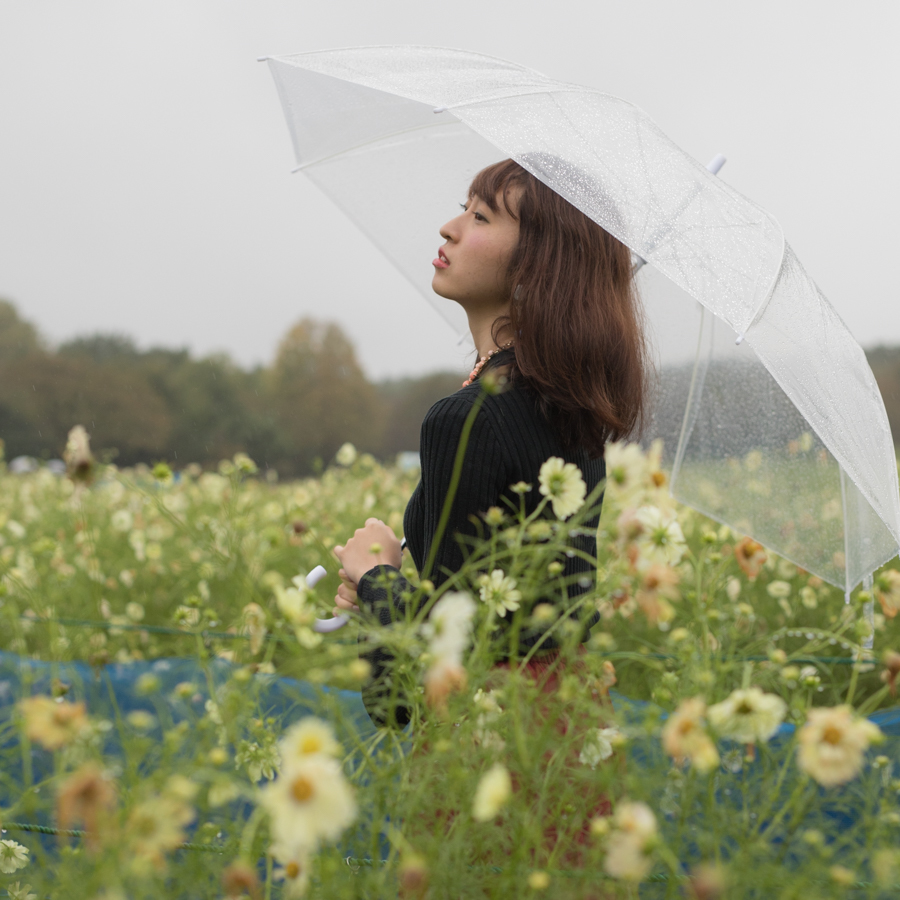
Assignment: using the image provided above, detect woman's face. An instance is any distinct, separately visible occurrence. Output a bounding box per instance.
[432,191,520,312]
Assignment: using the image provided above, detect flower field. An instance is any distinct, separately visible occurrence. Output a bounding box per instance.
[0,427,899,899]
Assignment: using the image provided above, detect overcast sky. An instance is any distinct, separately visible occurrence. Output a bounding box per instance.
[1,1,898,380]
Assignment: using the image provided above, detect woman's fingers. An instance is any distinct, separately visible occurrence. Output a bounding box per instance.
[334,582,359,612]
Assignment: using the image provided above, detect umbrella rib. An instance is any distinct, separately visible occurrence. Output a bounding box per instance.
[290,120,464,172]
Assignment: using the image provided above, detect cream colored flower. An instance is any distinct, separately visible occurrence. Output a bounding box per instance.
[538,457,587,519]
[707,688,786,744]
[335,443,357,466]
[579,726,621,768]
[603,801,657,882]
[64,425,94,482]
[472,763,512,822]
[6,883,36,900]
[279,718,341,763]
[272,847,312,898]
[260,754,356,854]
[604,442,648,499]
[766,580,791,599]
[126,794,194,871]
[0,840,29,874]
[662,697,720,773]
[19,696,89,750]
[797,705,882,787]
[632,506,686,569]
[478,569,521,618]
[111,509,133,532]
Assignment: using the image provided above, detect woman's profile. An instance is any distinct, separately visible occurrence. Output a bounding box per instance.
[332,158,648,728]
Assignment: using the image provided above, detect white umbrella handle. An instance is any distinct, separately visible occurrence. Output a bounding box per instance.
[308,565,349,633]
[307,536,407,633]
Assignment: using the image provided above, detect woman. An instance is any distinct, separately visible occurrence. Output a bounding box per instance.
[333,158,647,729]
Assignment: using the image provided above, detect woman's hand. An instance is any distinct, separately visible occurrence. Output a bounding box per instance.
[333,568,360,617]
[333,518,403,587]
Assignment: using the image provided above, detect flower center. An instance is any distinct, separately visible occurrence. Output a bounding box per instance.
[300,736,321,754]
[735,702,753,715]
[285,861,300,879]
[822,726,843,746]
[291,776,315,802]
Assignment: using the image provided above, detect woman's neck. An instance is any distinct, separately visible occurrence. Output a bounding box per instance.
[467,306,512,359]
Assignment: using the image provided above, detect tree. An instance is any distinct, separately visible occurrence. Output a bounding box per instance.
[266,319,385,475]
[0,299,43,361]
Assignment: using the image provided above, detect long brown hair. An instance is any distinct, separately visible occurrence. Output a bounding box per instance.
[469,159,648,458]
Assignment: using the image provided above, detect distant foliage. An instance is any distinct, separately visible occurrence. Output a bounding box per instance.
[0,300,464,475]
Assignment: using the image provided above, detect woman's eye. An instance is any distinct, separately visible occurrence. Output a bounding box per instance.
[474,212,487,222]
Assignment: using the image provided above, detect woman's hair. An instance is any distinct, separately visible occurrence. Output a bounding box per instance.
[469,159,649,458]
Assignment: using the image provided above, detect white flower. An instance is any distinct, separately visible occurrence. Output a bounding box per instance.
[111,509,133,533]
[279,718,341,764]
[633,506,686,568]
[604,442,648,498]
[603,801,657,882]
[766,580,792,599]
[579,726,621,768]
[707,687,786,744]
[0,840,29,874]
[260,754,357,855]
[538,457,587,519]
[472,763,512,822]
[335,443,357,466]
[6,883,36,900]
[274,584,314,627]
[477,570,521,618]
[422,592,476,663]
[726,577,741,602]
[798,705,882,787]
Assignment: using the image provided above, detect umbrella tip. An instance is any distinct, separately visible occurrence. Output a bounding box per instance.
[433,106,448,114]
[706,153,727,175]
[257,56,269,63]
[735,332,745,346]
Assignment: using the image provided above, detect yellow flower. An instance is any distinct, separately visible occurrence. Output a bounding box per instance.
[538,457,586,519]
[603,801,657,882]
[662,697,720,773]
[707,688,786,744]
[279,718,341,763]
[797,705,882,787]
[19,696,89,750]
[472,763,512,822]
[56,762,117,852]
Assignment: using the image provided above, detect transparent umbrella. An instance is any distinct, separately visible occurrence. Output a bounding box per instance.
[261,46,900,599]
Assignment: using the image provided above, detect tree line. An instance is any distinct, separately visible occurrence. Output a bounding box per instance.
[1,298,898,479]
[0,300,461,478]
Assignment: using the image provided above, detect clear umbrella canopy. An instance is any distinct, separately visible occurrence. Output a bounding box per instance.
[263,46,900,593]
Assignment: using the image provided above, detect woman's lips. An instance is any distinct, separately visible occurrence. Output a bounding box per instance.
[432,248,450,269]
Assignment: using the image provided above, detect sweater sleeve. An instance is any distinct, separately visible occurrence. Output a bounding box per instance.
[356,392,507,728]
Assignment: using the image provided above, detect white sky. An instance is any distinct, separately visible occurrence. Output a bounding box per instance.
[1,1,898,379]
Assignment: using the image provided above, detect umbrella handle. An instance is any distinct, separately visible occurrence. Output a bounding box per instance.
[309,565,349,633]
[308,537,408,634]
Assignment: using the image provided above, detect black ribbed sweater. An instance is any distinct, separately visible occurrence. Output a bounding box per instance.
[356,352,605,727]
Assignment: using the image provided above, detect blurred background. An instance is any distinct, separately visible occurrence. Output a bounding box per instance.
[1,1,898,474]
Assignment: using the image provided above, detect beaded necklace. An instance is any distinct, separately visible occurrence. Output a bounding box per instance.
[462,342,514,388]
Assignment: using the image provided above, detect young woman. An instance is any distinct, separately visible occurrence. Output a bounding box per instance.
[332,159,648,729]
